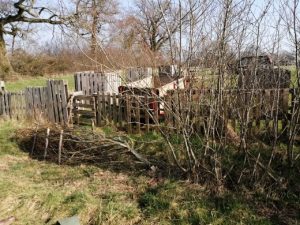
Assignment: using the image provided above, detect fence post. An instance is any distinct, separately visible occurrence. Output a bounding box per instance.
[113,93,118,124]
[118,94,123,127]
[136,96,141,133]
[153,95,159,127]
[58,130,64,165]
[126,94,132,133]
[107,93,112,122]
[145,95,150,132]
[61,80,69,126]
[0,81,5,92]
[43,128,50,160]
[101,92,106,124]
[96,93,101,126]
[31,125,38,156]
[6,92,12,119]
[0,80,5,117]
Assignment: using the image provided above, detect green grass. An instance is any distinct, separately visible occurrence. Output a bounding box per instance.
[139,182,272,225]
[0,120,296,224]
[5,74,75,92]
[0,120,142,224]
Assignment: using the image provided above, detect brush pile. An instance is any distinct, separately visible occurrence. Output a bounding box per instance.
[15,125,151,171]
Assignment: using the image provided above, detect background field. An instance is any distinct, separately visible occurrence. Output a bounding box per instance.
[4,74,75,92]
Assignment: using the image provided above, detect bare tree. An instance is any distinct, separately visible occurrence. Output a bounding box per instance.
[73,0,119,58]
[0,0,65,79]
[133,0,182,54]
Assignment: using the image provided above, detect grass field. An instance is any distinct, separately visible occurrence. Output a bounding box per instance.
[4,74,75,92]
[0,120,281,225]
[1,75,299,224]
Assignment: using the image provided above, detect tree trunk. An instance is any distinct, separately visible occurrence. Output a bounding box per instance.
[91,0,98,59]
[0,27,14,80]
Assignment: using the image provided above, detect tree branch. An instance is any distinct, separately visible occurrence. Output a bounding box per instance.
[0,0,63,25]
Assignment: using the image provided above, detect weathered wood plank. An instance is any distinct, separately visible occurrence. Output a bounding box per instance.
[113,93,117,124]
[96,94,101,126]
[126,95,132,133]
[145,95,150,132]
[52,80,60,123]
[47,80,55,122]
[102,92,106,124]
[118,94,123,127]
[107,93,112,122]
[60,80,69,125]
[136,96,141,133]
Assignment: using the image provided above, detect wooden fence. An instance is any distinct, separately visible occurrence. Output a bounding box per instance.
[70,88,294,136]
[164,88,291,135]
[0,76,297,137]
[0,80,68,125]
[72,93,160,133]
[74,71,122,95]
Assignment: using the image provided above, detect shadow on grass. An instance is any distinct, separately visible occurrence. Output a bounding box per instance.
[137,180,284,225]
[13,126,300,225]
[14,126,185,180]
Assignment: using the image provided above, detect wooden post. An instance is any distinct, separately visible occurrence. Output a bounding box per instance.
[31,125,38,156]
[107,93,112,122]
[136,96,141,133]
[145,95,150,132]
[91,119,95,132]
[73,97,79,124]
[58,130,64,165]
[51,80,59,123]
[113,93,117,124]
[6,92,12,119]
[0,81,5,93]
[60,81,69,125]
[0,81,4,117]
[54,81,63,124]
[46,81,54,122]
[101,92,106,124]
[96,93,101,126]
[126,95,132,133]
[43,128,50,160]
[153,95,159,127]
[118,94,123,127]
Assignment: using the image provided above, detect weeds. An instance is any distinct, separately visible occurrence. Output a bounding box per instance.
[0,121,299,224]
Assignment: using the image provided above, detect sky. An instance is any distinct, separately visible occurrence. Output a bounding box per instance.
[3,0,294,53]
[4,0,135,52]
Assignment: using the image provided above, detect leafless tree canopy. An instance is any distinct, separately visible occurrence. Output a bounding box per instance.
[133,0,182,53]
[73,0,119,56]
[0,0,65,78]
